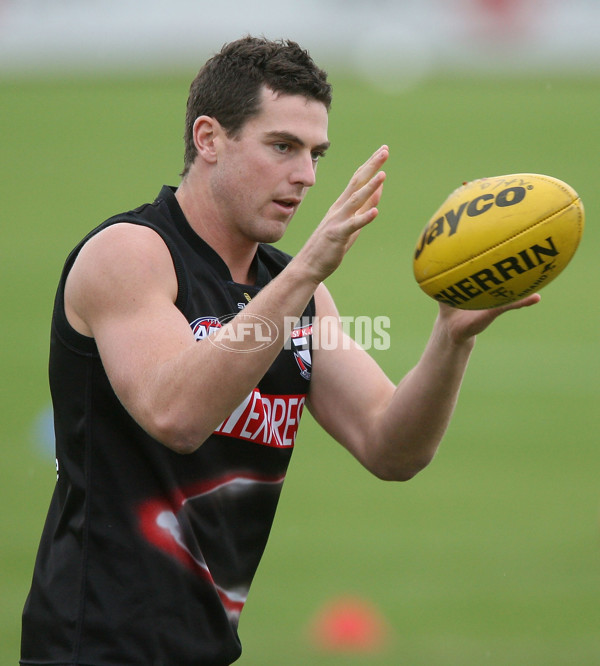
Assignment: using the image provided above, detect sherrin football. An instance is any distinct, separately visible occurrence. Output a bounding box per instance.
[413,173,584,309]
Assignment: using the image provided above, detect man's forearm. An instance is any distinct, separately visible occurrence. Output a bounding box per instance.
[369,318,475,480]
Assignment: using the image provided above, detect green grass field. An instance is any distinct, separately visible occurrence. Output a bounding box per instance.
[2,71,599,665]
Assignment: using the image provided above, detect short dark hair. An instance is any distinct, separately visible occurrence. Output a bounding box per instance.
[181,36,332,177]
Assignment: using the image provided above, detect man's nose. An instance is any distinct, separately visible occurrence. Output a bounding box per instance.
[291,153,317,188]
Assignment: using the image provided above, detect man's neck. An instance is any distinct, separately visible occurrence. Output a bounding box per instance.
[175,179,258,285]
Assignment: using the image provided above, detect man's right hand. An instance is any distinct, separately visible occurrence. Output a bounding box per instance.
[293,145,389,285]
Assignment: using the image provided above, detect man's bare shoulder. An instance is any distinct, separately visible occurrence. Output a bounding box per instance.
[64,222,177,336]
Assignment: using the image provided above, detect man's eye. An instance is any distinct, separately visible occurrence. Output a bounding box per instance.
[311,151,325,162]
[274,143,290,153]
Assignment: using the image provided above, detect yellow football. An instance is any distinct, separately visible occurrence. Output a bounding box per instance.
[413,173,585,309]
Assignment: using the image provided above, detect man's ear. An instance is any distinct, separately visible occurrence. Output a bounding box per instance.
[193,116,221,164]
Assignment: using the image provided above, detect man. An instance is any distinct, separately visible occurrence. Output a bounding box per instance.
[21,36,539,665]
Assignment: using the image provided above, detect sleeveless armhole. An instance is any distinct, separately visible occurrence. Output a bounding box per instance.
[52,214,190,356]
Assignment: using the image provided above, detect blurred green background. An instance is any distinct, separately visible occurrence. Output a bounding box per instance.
[2,71,599,665]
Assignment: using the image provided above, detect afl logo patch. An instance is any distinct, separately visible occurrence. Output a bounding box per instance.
[190,316,222,341]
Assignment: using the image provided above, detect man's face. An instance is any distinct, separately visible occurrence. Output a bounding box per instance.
[210,87,330,244]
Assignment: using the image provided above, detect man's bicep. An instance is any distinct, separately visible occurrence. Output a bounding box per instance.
[64,223,193,410]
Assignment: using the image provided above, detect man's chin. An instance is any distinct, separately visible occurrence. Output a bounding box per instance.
[254,218,291,244]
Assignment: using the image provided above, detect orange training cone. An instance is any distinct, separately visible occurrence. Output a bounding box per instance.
[308,595,391,653]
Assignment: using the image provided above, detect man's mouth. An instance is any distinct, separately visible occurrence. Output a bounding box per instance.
[273,197,300,212]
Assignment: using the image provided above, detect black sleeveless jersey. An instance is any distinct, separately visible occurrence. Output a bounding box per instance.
[21,186,315,666]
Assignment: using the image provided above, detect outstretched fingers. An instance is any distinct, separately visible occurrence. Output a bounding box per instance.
[438,293,542,342]
[294,145,390,284]
[337,146,388,202]
[338,146,389,231]
[346,171,387,230]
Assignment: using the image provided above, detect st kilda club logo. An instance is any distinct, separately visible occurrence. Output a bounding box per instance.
[290,323,312,380]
